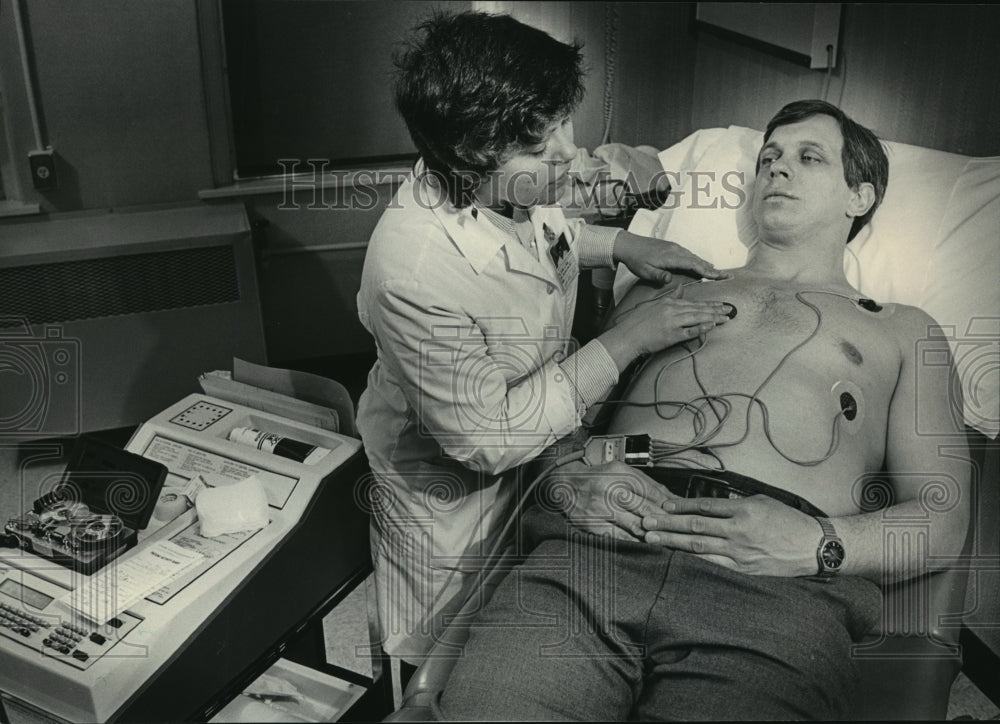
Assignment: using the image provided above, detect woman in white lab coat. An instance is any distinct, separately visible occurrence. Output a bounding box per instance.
[356,10,731,667]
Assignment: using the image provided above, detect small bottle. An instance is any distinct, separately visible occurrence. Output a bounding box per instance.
[228,427,330,465]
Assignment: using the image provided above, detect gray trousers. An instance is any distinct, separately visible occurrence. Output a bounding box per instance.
[437,506,882,721]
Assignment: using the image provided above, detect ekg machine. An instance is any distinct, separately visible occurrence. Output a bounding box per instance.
[0,389,373,723]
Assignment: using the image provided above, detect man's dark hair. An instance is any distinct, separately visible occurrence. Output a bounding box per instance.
[759,99,889,243]
[394,11,585,208]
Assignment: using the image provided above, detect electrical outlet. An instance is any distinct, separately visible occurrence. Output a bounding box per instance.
[28,148,58,191]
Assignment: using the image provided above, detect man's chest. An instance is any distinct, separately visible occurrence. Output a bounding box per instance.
[677,280,901,385]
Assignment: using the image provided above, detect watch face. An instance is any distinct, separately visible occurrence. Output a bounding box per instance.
[821,540,845,570]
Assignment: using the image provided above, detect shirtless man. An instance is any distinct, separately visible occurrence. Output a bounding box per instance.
[435,100,971,720]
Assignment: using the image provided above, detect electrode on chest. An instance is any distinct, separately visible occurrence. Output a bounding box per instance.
[831,381,865,432]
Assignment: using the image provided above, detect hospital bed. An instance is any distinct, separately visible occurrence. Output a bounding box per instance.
[386,125,1000,721]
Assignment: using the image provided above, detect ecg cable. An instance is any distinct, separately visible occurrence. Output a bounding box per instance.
[583,288,875,471]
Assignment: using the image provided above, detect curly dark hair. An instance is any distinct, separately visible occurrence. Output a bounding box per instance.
[759,99,889,243]
[394,11,585,208]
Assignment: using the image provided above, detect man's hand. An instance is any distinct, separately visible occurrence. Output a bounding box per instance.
[641,495,823,577]
[613,230,730,284]
[545,460,679,541]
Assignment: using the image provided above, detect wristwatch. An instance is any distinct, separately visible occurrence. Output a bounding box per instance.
[815,517,845,579]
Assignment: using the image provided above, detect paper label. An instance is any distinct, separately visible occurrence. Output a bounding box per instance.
[63,541,205,624]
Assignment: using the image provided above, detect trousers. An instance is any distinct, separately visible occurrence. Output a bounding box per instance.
[436,470,881,721]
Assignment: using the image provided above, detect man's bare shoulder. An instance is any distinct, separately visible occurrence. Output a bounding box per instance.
[869,301,948,369]
[881,302,942,340]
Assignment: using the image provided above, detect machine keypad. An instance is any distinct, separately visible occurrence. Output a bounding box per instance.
[0,603,49,637]
[0,596,141,670]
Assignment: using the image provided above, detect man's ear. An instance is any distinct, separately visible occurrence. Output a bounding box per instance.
[847,182,876,219]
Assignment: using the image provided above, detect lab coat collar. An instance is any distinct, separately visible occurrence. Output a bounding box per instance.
[418,162,561,286]
[418,166,504,275]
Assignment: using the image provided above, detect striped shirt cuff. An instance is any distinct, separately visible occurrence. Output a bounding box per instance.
[577,224,620,268]
[558,338,620,415]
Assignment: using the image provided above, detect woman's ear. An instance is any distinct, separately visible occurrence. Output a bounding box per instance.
[847,182,876,219]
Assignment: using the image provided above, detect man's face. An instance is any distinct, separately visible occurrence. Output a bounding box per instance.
[752,114,859,242]
[477,118,577,209]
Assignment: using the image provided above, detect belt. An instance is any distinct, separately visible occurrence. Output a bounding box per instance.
[642,467,828,518]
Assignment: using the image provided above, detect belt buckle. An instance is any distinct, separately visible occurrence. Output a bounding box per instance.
[687,474,745,500]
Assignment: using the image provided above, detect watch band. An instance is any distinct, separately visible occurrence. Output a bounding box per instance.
[817,516,838,540]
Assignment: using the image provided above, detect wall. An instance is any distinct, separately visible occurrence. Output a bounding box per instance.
[610,2,698,150]
[0,0,214,211]
[238,182,398,362]
[687,4,1000,155]
[837,3,999,155]
[474,0,610,151]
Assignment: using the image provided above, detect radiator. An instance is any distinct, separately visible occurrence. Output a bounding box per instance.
[0,203,267,437]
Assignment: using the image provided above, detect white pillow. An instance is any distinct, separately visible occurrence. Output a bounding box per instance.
[619,126,1000,439]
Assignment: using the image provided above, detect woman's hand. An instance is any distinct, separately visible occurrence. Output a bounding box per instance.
[543,460,678,541]
[598,290,731,372]
[614,230,730,285]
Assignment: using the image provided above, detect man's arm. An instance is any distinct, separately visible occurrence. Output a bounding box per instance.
[831,307,971,582]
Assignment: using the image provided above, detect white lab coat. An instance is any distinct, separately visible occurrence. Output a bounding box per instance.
[356,167,617,660]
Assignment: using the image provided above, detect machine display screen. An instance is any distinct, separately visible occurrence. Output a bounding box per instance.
[0,579,53,610]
